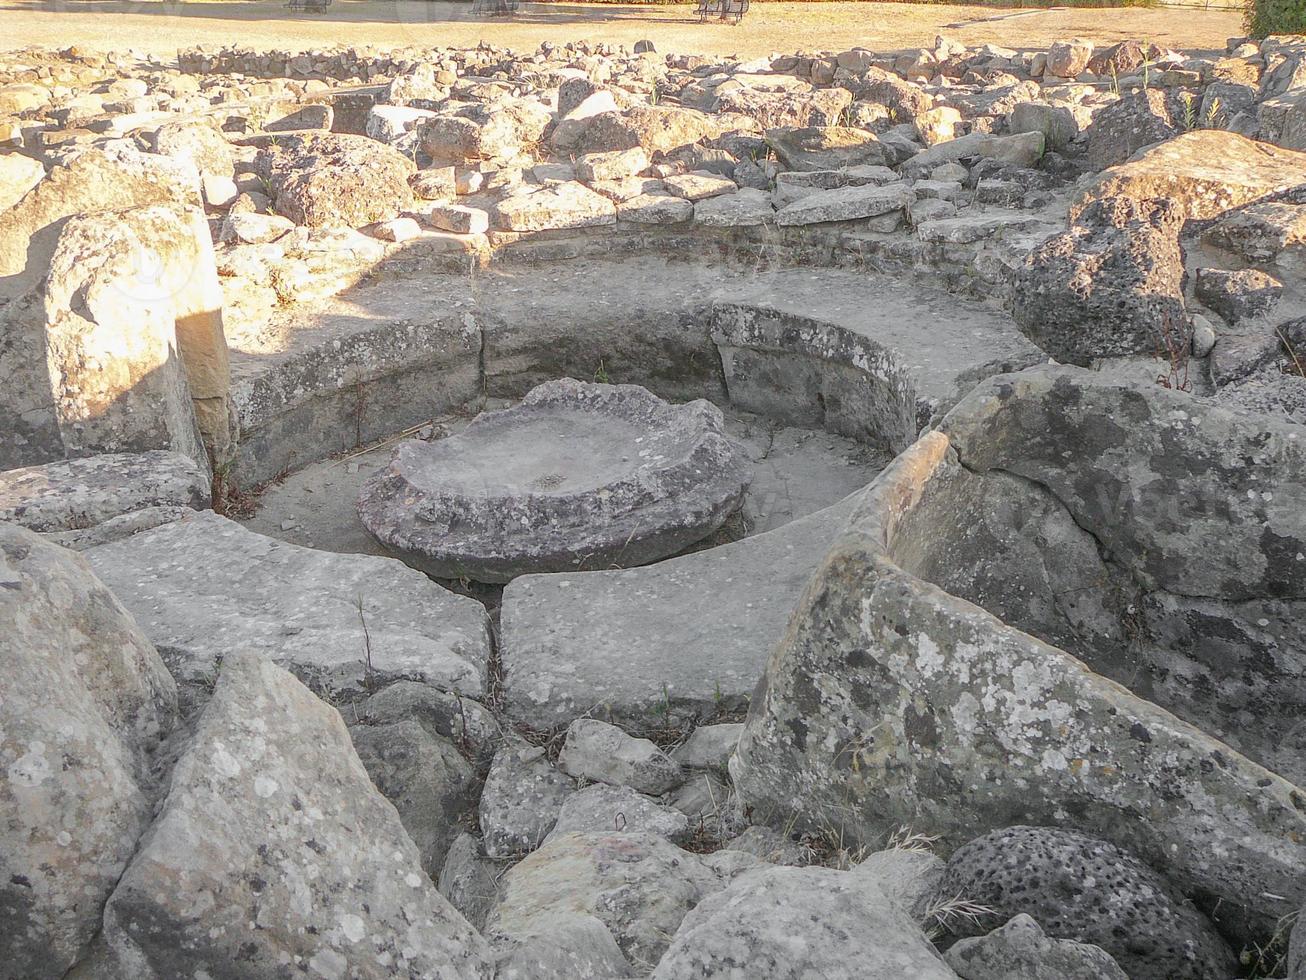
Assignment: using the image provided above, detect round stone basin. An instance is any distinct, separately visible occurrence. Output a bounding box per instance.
[357,379,753,582]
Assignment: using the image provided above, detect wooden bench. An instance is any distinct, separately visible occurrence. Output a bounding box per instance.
[284,0,332,15]
[471,0,520,16]
[696,0,748,24]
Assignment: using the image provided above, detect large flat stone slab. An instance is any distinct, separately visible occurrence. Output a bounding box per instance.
[0,450,208,532]
[86,510,491,703]
[359,379,751,582]
[499,491,860,729]
[1072,131,1306,222]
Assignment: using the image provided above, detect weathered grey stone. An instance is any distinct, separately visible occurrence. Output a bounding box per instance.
[437,833,503,933]
[0,150,43,211]
[358,379,751,582]
[41,503,192,551]
[546,783,691,843]
[945,914,1128,980]
[693,187,775,226]
[409,165,457,200]
[775,181,913,226]
[40,203,230,471]
[571,105,721,156]
[490,180,617,232]
[418,100,551,163]
[103,651,493,979]
[1073,131,1306,222]
[936,827,1234,979]
[220,208,294,243]
[732,367,1306,939]
[670,723,743,774]
[349,719,478,877]
[487,832,758,971]
[617,190,693,223]
[1007,102,1079,151]
[1045,39,1093,78]
[900,131,1044,177]
[1013,195,1188,364]
[479,741,573,858]
[557,718,683,794]
[764,126,890,172]
[855,68,933,118]
[1195,267,1284,323]
[501,494,858,729]
[650,865,955,979]
[256,132,414,228]
[0,450,208,532]
[715,87,851,129]
[1203,200,1306,265]
[493,911,632,980]
[86,510,491,704]
[1082,89,1179,171]
[352,680,502,770]
[151,118,233,177]
[575,147,650,183]
[851,848,945,920]
[724,826,811,866]
[0,523,177,979]
[663,170,737,201]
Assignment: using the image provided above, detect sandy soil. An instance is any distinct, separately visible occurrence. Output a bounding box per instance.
[0,0,1242,60]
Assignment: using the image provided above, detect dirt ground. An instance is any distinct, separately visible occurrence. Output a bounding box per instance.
[1,0,1242,60]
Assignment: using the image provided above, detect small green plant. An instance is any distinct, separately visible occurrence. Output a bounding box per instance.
[1108,63,1120,96]
[1203,95,1224,130]
[1180,92,1198,130]
[593,359,610,384]
[355,595,377,693]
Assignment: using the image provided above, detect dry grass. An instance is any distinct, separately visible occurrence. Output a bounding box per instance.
[1,0,1241,61]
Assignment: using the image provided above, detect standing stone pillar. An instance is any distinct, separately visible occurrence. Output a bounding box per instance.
[41,202,234,475]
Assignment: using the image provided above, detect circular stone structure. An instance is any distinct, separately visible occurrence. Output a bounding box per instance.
[357,379,753,582]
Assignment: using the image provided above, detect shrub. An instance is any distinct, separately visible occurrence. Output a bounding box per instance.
[1245,0,1306,38]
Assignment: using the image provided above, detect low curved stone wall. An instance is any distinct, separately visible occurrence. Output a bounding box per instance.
[228,254,1039,486]
[732,364,1306,937]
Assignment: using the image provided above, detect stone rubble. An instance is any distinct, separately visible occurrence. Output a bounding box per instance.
[4,26,1306,979]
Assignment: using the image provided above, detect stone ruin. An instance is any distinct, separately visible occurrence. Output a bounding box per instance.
[2,27,1306,980]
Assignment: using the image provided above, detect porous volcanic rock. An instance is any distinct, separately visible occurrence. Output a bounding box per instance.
[256,132,415,228]
[1012,195,1188,364]
[936,827,1235,979]
[358,379,752,582]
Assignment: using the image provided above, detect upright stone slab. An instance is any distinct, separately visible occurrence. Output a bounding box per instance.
[0,523,177,978]
[0,147,200,471]
[103,652,493,979]
[42,203,232,471]
[732,367,1306,937]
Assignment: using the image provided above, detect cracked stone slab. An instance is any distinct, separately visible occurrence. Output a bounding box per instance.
[85,509,491,703]
[0,450,209,532]
[358,379,752,582]
[499,490,861,729]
